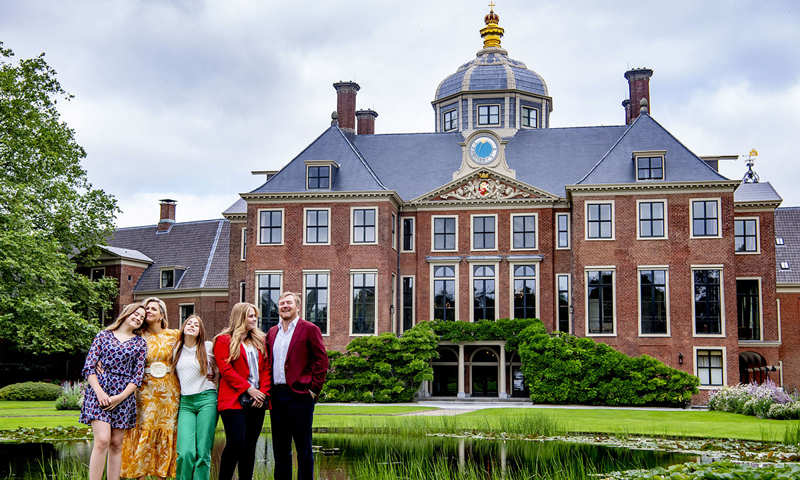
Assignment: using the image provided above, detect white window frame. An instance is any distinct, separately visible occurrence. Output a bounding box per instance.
[637,265,671,337]
[509,261,540,320]
[429,261,460,322]
[303,207,331,245]
[431,215,458,252]
[469,261,500,322]
[510,213,539,251]
[691,265,725,338]
[734,216,761,255]
[257,208,285,245]
[160,268,175,288]
[303,269,331,337]
[477,104,501,126]
[350,206,379,245]
[470,213,498,251]
[584,266,617,337]
[636,199,668,240]
[693,346,727,389]
[635,154,666,181]
[555,273,571,333]
[689,198,722,239]
[349,269,378,336]
[520,105,538,129]
[584,200,615,241]
[178,303,195,325]
[400,274,415,333]
[392,213,397,250]
[736,276,763,342]
[305,163,333,190]
[240,227,247,260]
[556,213,570,250]
[401,217,415,253]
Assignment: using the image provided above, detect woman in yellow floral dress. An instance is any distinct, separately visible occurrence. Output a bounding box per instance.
[121,297,180,479]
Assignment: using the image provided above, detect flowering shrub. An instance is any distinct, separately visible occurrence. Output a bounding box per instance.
[709,378,797,419]
[55,381,85,410]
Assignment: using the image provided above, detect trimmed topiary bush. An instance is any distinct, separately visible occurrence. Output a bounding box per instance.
[0,381,62,401]
[517,323,698,407]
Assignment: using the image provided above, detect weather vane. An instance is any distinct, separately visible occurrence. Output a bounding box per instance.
[742,148,759,184]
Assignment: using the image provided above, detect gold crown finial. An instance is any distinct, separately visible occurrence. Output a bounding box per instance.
[480,3,504,48]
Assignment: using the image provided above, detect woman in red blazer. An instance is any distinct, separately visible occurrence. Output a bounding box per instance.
[213,302,270,480]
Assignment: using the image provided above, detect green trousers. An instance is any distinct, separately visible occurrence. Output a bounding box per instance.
[176,389,218,480]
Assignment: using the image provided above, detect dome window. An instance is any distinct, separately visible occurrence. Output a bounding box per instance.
[443,109,458,132]
[521,106,538,128]
[478,105,500,126]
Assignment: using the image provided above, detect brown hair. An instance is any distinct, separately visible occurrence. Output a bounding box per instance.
[215,302,265,362]
[105,303,146,334]
[141,297,168,331]
[170,314,209,376]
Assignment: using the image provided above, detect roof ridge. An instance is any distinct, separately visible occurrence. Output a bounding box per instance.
[115,218,225,231]
[200,220,225,288]
[575,118,637,184]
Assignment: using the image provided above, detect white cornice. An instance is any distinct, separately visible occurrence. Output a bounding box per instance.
[241,190,402,207]
[734,201,782,210]
[566,180,740,196]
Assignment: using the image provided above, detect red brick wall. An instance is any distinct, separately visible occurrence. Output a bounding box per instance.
[228,221,248,317]
[778,291,800,390]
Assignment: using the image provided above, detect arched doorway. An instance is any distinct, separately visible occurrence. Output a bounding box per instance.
[739,351,769,384]
[432,347,459,396]
[470,348,498,397]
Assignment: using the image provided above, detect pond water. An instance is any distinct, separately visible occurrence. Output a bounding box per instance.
[1,433,695,479]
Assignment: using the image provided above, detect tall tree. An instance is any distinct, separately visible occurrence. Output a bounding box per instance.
[0,42,119,354]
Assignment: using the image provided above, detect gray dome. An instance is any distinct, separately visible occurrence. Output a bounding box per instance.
[435,47,549,101]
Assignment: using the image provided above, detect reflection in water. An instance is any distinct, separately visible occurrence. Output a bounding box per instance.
[4,433,694,479]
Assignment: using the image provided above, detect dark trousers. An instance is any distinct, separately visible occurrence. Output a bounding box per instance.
[219,407,266,480]
[270,386,315,480]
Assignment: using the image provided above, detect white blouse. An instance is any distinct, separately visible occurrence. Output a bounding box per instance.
[175,341,217,395]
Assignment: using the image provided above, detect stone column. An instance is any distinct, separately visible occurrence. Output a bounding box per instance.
[499,343,508,399]
[457,344,466,399]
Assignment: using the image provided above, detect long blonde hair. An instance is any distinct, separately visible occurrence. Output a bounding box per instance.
[170,314,209,376]
[105,303,146,333]
[141,297,168,331]
[215,302,265,362]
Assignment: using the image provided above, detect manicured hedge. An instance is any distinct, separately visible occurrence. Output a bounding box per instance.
[0,381,62,401]
[518,323,698,407]
[321,322,438,403]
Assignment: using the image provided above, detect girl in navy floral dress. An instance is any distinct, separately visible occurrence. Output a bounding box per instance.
[80,302,147,480]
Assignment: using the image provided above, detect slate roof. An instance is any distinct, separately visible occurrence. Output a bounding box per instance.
[734,182,782,203]
[223,197,247,215]
[775,207,800,284]
[98,246,153,263]
[109,219,229,291]
[435,48,548,100]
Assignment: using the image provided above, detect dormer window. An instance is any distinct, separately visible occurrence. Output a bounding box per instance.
[478,105,500,126]
[161,269,174,288]
[781,262,790,270]
[305,160,338,190]
[636,156,664,180]
[776,237,785,245]
[521,106,537,128]
[443,109,458,131]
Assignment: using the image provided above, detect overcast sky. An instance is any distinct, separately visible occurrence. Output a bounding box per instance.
[3,0,799,227]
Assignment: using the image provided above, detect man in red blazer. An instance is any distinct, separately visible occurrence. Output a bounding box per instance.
[266,291,329,480]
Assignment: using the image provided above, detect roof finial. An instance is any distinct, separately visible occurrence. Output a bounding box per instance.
[742,148,760,183]
[481,3,504,48]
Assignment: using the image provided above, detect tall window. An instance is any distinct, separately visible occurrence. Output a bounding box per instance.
[402,218,415,252]
[521,106,537,128]
[737,279,760,340]
[586,202,613,239]
[587,270,614,335]
[240,227,247,260]
[694,269,722,335]
[691,200,719,237]
[433,217,456,251]
[735,219,758,253]
[307,165,330,189]
[556,213,570,248]
[639,269,668,335]
[257,272,281,331]
[477,105,500,125]
[239,281,246,303]
[352,208,376,244]
[179,304,194,323]
[392,214,396,249]
[305,209,329,244]
[304,272,328,334]
[472,265,495,321]
[259,210,283,244]
[557,274,570,332]
[696,349,724,387]
[472,215,495,250]
[433,265,456,321]
[402,276,414,332]
[638,201,665,238]
[636,156,664,180]
[443,109,458,131]
[512,214,536,249]
[513,265,536,319]
[351,272,376,334]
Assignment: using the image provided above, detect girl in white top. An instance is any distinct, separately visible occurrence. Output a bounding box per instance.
[170,315,218,480]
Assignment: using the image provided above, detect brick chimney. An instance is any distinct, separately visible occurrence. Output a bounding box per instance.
[333,81,360,133]
[624,68,653,124]
[356,109,378,135]
[158,199,177,232]
[621,99,631,125]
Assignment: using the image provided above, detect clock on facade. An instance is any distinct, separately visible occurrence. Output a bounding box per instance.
[469,136,498,165]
